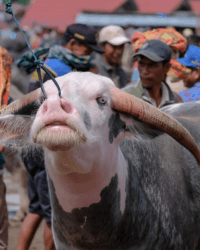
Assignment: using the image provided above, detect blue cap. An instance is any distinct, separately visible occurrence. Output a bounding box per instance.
[178,45,200,68]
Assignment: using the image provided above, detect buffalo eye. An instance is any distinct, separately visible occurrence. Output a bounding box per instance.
[97,97,107,105]
[96,97,107,110]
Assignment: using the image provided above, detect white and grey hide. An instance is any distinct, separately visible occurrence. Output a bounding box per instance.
[0,72,200,250]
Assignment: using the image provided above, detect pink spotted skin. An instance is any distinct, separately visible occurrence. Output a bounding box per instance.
[31,73,128,214]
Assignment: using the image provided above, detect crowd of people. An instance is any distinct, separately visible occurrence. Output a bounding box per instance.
[0,21,200,250]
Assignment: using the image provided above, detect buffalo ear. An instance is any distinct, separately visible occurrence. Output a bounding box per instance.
[108,112,162,145]
[0,89,41,148]
[108,112,127,144]
[0,113,33,148]
[118,112,163,140]
[125,117,164,139]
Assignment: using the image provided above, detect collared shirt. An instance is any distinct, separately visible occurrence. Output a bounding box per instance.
[122,79,179,108]
[142,81,170,108]
[179,82,200,102]
[93,53,129,88]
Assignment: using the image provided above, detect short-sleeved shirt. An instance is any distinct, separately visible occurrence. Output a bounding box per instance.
[93,53,129,89]
[179,82,200,102]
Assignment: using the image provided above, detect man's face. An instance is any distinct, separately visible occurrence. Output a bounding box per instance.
[103,43,125,66]
[72,43,93,56]
[183,68,200,88]
[138,56,170,89]
[66,39,93,56]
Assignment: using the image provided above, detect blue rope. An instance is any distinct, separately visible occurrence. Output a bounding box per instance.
[5,0,61,98]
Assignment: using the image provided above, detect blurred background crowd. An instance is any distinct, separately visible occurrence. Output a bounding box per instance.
[1,0,200,249]
[0,0,200,96]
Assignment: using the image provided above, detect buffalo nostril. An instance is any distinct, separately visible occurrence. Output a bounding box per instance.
[61,104,71,113]
[61,99,74,114]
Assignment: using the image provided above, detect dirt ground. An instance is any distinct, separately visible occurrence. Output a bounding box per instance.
[8,219,45,250]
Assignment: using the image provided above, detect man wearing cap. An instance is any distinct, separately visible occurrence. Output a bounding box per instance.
[29,23,104,92]
[178,45,200,102]
[93,25,131,88]
[129,39,182,108]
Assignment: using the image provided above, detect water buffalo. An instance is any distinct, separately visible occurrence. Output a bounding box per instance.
[0,72,200,250]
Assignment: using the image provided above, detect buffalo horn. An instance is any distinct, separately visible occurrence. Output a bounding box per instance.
[110,85,200,166]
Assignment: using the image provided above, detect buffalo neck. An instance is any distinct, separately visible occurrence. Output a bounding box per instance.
[44,145,128,213]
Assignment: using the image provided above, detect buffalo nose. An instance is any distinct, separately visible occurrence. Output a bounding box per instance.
[39,94,77,119]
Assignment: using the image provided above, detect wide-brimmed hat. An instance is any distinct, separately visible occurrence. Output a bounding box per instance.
[98,25,131,46]
[65,23,104,54]
[178,45,200,68]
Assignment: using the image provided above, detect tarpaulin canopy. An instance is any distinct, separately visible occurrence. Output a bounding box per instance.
[76,12,199,28]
